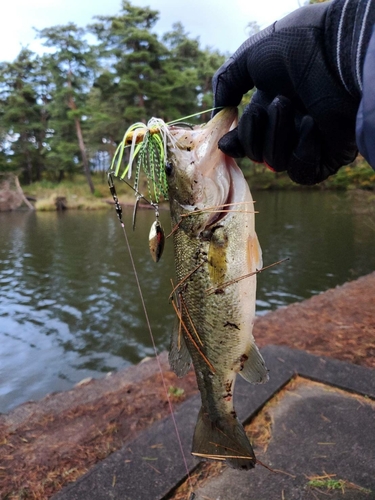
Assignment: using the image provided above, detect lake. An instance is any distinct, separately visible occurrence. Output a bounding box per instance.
[0,190,374,412]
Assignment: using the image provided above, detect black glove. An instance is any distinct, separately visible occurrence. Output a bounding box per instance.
[213,0,375,185]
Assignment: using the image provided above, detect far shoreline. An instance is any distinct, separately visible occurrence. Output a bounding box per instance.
[2,156,375,213]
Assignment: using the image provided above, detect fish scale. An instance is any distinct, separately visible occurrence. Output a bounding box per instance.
[172,203,254,404]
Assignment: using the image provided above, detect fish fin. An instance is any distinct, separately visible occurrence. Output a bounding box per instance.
[192,407,256,470]
[248,233,263,271]
[169,319,192,377]
[255,232,263,270]
[238,342,269,384]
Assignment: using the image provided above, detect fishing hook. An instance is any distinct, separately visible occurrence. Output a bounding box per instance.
[132,195,141,231]
[107,173,123,226]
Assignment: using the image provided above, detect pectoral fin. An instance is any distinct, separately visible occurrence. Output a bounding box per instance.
[238,341,269,384]
[247,233,263,271]
[169,318,192,377]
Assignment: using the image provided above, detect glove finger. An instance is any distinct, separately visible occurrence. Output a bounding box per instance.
[287,115,322,185]
[250,90,273,109]
[218,128,246,158]
[288,116,357,185]
[263,96,296,172]
[320,122,358,174]
[213,24,277,114]
[217,89,271,159]
[212,57,255,114]
[237,100,268,162]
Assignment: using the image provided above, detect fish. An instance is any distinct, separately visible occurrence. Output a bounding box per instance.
[165,107,268,470]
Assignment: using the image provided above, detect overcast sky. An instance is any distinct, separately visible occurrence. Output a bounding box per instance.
[0,0,303,62]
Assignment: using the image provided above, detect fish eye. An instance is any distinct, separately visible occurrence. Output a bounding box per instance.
[165,161,173,176]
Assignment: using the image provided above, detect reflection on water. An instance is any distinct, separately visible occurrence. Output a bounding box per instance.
[256,191,375,312]
[0,191,374,412]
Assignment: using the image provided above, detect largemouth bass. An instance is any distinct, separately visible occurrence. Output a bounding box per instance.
[166,108,268,470]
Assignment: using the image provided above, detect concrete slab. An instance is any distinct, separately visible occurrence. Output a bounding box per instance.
[52,346,375,500]
[194,381,375,500]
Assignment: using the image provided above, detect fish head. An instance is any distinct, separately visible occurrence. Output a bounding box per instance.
[166,108,238,232]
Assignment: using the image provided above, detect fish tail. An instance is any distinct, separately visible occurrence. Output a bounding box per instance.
[192,407,256,470]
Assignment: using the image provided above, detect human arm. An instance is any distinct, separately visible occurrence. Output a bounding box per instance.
[356,26,375,167]
[213,0,375,185]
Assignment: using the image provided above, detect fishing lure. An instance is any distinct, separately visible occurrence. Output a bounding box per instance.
[107,108,219,263]
[149,218,165,263]
[107,118,173,262]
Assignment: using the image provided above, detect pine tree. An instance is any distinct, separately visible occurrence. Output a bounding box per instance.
[37,23,96,191]
[89,1,167,124]
[0,49,46,182]
[88,3,225,156]
[0,1,228,186]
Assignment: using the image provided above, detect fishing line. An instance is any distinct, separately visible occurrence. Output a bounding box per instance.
[205,258,290,295]
[109,176,194,496]
[113,174,155,208]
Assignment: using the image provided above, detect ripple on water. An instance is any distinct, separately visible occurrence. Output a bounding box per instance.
[1,194,375,412]
[58,304,83,321]
[36,299,57,308]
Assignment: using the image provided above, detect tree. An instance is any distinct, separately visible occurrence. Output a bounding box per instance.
[88,5,224,149]
[0,49,46,182]
[0,0,229,185]
[90,1,171,125]
[37,23,96,191]
[245,20,260,38]
[160,23,202,121]
[196,48,226,121]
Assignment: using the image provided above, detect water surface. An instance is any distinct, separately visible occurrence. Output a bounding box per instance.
[0,191,374,412]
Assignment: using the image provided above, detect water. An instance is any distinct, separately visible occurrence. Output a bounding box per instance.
[0,191,374,412]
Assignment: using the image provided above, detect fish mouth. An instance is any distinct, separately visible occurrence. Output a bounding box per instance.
[194,107,238,162]
[169,107,238,159]
[198,108,238,228]
[168,107,239,229]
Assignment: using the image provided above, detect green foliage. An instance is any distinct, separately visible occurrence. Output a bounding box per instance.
[243,156,375,191]
[0,0,373,195]
[168,386,185,398]
[36,24,96,192]
[23,174,129,210]
[322,158,375,190]
[307,477,371,494]
[93,188,104,198]
[0,49,47,181]
[242,159,298,190]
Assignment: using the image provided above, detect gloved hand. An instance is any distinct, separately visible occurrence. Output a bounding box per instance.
[213,0,374,185]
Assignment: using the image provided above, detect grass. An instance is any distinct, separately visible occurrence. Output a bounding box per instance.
[34,194,107,211]
[307,473,372,494]
[14,155,375,213]
[16,153,375,212]
[240,156,375,191]
[23,174,137,211]
[307,478,350,492]
[167,386,185,399]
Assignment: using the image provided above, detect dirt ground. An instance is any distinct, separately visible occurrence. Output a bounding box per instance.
[1,272,374,499]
